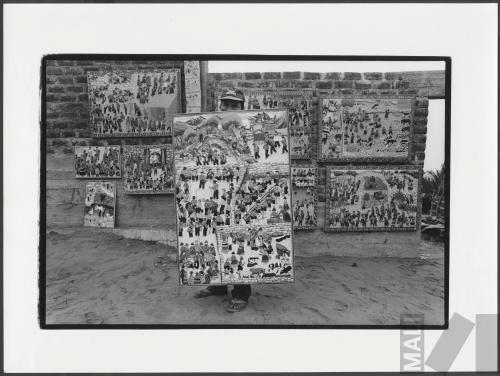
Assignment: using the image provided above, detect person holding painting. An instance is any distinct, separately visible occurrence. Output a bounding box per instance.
[194,88,251,313]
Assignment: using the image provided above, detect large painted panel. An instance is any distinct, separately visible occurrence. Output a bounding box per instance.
[88,69,180,138]
[319,95,414,162]
[174,109,294,285]
[325,166,421,232]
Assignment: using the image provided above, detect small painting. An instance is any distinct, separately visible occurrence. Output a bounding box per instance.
[291,166,318,230]
[84,182,116,228]
[123,145,174,194]
[75,146,121,178]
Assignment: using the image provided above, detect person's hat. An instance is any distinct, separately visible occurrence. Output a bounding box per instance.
[219,88,245,102]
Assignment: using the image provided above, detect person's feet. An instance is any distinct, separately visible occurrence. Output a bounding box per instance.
[226,298,247,313]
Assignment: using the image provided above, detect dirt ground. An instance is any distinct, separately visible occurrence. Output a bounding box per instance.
[45,228,445,325]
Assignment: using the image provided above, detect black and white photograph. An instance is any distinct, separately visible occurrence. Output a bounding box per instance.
[3,2,498,375]
[42,57,448,326]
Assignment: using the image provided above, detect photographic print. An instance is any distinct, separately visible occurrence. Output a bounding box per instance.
[123,145,174,194]
[319,96,413,161]
[325,166,421,232]
[83,181,116,228]
[88,69,180,137]
[42,57,447,327]
[74,146,121,179]
[174,109,294,286]
[291,166,318,229]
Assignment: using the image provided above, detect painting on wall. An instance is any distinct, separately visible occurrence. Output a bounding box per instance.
[84,181,116,228]
[173,109,294,286]
[291,166,318,230]
[88,69,180,138]
[325,166,421,232]
[184,61,202,113]
[123,145,174,194]
[75,146,121,179]
[319,96,414,162]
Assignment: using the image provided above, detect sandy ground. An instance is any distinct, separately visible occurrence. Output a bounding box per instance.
[45,228,444,325]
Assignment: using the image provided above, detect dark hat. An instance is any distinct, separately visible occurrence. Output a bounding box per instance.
[219,88,245,102]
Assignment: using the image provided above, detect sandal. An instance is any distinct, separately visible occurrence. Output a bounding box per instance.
[226,298,247,313]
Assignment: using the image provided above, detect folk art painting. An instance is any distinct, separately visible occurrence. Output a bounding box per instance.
[291,166,318,230]
[88,69,180,137]
[123,145,174,194]
[74,146,121,179]
[84,181,116,228]
[319,96,413,161]
[325,166,421,232]
[173,109,294,285]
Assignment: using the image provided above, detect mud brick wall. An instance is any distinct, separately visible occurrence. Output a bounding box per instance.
[44,59,207,230]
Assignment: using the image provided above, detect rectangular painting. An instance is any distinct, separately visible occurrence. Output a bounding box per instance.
[74,146,121,179]
[88,69,180,138]
[173,109,294,286]
[291,166,318,230]
[325,166,421,232]
[84,181,116,228]
[123,145,174,194]
[319,95,414,162]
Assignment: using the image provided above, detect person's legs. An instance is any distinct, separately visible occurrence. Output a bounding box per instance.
[231,284,251,302]
[194,284,227,298]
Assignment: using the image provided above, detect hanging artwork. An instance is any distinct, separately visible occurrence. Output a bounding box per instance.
[88,69,180,138]
[173,109,294,286]
[325,166,421,232]
[319,95,414,162]
[291,166,318,230]
[123,145,174,194]
[74,146,121,179]
[84,181,116,228]
[183,61,202,113]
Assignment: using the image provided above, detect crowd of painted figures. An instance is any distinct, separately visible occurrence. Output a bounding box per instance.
[75,147,121,178]
[89,71,178,136]
[326,171,418,230]
[123,147,174,193]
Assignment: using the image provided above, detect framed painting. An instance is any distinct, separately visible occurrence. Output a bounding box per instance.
[291,165,318,230]
[87,69,180,138]
[173,109,294,286]
[123,145,174,194]
[74,146,121,179]
[318,95,415,162]
[84,181,116,228]
[324,166,421,232]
